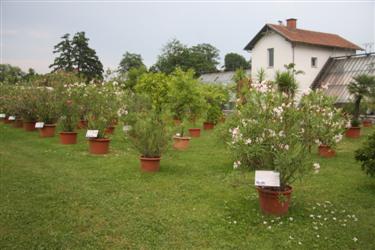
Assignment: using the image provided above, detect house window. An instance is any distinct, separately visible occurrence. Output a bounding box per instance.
[267,48,274,67]
[311,57,318,67]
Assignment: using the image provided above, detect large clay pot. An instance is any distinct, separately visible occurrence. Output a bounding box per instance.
[362,119,372,128]
[318,144,336,158]
[140,156,161,172]
[105,126,115,135]
[257,186,293,216]
[188,128,201,137]
[39,124,56,138]
[173,136,191,150]
[59,132,78,144]
[88,138,110,154]
[345,127,361,138]
[203,122,214,130]
[23,121,37,132]
[12,119,23,128]
[4,116,11,124]
[77,120,88,129]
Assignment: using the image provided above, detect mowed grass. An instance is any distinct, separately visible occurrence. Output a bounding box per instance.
[0,123,374,249]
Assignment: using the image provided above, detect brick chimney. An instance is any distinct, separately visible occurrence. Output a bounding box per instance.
[286,18,297,29]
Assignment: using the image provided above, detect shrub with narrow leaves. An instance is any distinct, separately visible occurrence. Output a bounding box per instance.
[355,132,375,177]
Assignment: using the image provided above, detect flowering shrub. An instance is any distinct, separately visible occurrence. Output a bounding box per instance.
[17,86,41,122]
[228,85,318,188]
[34,87,60,124]
[1,85,23,119]
[355,132,375,176]
[84,82,123,138]
[63,82,90,121]
[300,90,347,149]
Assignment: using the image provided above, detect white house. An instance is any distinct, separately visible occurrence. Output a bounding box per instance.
[244,18,362,96]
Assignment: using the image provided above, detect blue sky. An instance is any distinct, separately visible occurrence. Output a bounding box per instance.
[1,1,374,73]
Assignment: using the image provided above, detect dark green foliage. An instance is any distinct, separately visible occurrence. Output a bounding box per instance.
[274,63,303,99]
[224,53,250,71]
[50,32,104,81]
[118,52,146,73]
[348,74,375,121]
[0,64,26,84]
[355,132,375,176]
[153,39,219,76]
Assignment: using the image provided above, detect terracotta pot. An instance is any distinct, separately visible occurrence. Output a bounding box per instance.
[345,127,361,138]
[6,119,14,125]
[77,120,88,129]
[12,119,23,128]
[362,119,372,128]
[318,144,336,158]
[173,119,181,126]
[203,122,214,130]
[257,186,293,216]
[39,124,56,137]
[105,126,115,135]
[173,136,191,150]
[23,121,37,132]
[188,128,201,137]
[140,156,161,172]
[59,132,78,144]
[88,138,110,154]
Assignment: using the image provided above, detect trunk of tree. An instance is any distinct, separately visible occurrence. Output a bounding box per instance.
[354,96,362,121]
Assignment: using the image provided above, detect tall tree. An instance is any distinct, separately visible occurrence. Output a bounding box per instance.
[224,53,250,71]
[71,32,104,80]
[118,52,145,73]
[153,39,219,76]
[49,33,73,72]
[0,64,25,84]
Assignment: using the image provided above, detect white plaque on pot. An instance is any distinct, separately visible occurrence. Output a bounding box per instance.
[86,130,99,138]
[35,122,45,128]
[0,114,6,118]
[8,116,16,120]
[122,125,132,132]
[255,171,280,187]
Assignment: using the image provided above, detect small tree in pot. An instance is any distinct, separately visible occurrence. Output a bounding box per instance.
[128,72,171,171]
[201,84,229,130]
[228,83,320,215]
[34,87,60,137]
[84,82,122,154]
[169,68,204,149]
[300,90,347,157]
[18,86,42,131]
[355,132,375,176]
[346,74,375,138]
[4,86,24,128]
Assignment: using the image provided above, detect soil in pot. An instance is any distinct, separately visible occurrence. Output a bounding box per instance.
[203,122,214,130]
[362,119,372,128]
[23,121,37,132]
[88,138,110,154]
[257,186,293,216]
[173,136,191,150]
[105,126,115,135]
[188,128,201,137]
[140,156,161,172]
[12,119,23,128]
[77,120,88,129]
[318,144,336,158]
[39,124,56,138]
[59,132,78,144]
[345,127,361,138]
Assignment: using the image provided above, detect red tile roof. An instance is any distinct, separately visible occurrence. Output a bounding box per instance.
[244,24,363,51]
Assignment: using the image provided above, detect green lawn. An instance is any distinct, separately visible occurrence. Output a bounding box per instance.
[0,123,374,249]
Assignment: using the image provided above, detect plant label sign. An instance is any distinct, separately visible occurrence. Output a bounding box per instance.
[122,125,132,132]
[86,130,99,138]
[35,122,45,128]
[8,116,16,121]
[255,171,280,187]
[0,114,5,118]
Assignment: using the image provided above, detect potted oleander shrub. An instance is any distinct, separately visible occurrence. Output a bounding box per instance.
[129,72,171,171]
[169,69,204,149]
[85,82,122,154]
[18,86,40,131]
[300,90,346,158]
[346,74,375,138]
[201,84,229,130]
[34,87,59,137]
[228,76,319,216]
[0,84,13,124]
[7,86,24,128]
[355,132,375,176]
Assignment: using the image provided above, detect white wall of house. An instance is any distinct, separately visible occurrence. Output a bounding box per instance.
[250,30,356,98]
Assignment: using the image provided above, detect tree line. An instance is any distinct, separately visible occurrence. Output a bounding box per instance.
[1,32,251,84]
